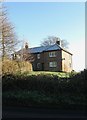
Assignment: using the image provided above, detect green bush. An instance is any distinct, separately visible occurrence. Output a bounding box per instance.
[3,90,86,108]
[2,69,86,108]
[2,70,86,95]
[68,70,77,78]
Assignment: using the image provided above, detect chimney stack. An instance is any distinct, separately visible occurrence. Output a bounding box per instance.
[56,40,60,45]
[25,42,28,49]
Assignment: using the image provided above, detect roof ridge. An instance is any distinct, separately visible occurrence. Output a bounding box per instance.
[56,43,62,49]
[44,44,57,51]
[30,46,44,49]
[30,44,53,49]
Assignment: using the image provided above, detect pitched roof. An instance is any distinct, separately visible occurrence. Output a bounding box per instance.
[16,43,72,55]
[29,44,61,53]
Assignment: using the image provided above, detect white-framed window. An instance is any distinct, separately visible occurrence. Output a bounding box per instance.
[37,63,40,68]
[49,52,56,57]
[49,62,57,68]
[37,54,40,59]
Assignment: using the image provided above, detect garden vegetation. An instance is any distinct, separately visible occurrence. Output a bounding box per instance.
[2,68,86,110]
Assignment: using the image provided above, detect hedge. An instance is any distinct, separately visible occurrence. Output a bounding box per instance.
[2,69,87,108]
[2,69,86,95]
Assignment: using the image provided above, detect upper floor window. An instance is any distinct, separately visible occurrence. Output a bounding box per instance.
[49,52,56,57]
[37,54,40,59]
[49,62,57,68]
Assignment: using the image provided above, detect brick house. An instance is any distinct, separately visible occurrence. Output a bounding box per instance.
[14,42,73,72]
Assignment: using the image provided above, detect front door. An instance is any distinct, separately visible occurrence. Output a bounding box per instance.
[41,63,44,71]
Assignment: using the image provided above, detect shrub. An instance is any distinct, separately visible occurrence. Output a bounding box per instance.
[2,59,19,75]
[1,58,32,75]
[68,70,77,78]
[3,90,86,108]
[2,70,86,95]
[2,70,86,108]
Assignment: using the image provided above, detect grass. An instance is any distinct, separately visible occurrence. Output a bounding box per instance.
[15,71,71,78]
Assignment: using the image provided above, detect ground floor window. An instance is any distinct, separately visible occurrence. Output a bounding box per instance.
[37,63,40,68]
[49,62,57,67]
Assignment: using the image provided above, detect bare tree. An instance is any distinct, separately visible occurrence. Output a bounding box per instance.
[0,3,19,60]
[14,42,34,63]
[41,36,69,49]
[61,39,69,49]
[41,36,59,46]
